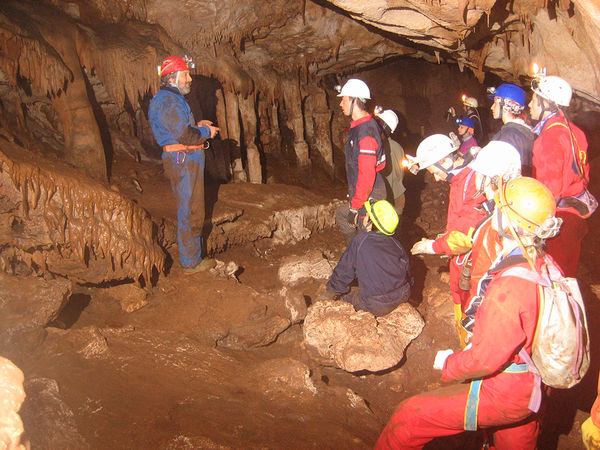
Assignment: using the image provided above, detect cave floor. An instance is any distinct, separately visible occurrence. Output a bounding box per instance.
[11,153,600,449]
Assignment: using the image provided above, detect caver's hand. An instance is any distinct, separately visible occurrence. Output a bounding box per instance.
[410,238,435,255]
[433,349,454,370]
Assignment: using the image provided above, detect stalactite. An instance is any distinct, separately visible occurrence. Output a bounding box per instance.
[0,144,165,285]
[435,51,441,64]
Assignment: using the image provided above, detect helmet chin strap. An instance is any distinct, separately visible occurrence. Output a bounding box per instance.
[349,98,356,118]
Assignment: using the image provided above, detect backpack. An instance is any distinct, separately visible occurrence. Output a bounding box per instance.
[502,255,590,389]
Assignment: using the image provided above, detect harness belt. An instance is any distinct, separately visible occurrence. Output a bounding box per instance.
[162,143,206,152]
[464,362,529,431]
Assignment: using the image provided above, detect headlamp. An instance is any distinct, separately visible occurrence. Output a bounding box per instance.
[334,85,342,94]
[183,55,195,69]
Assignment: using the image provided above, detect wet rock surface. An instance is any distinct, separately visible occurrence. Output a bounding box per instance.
[0,273,71,345]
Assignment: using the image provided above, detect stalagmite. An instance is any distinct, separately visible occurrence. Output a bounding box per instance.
[224,89,246,182]
[238,92,263,183]
[282,78,310,167]
[307,88,333,171]
[215,88,229,140]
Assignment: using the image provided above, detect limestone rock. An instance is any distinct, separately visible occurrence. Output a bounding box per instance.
[251,357,317,399]
[106,284,148,313]
[303,301,425,372]
[0,273,71,345]
[278,250,333,286]
[21,377,89,449]
[0,357,26,450]
[216,315,290,350]
[280,286,308,324]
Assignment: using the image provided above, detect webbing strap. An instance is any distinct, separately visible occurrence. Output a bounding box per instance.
[464,379,482,431]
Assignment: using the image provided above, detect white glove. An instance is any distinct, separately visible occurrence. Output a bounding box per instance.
[433,349,454,370]
[411,238,435,255]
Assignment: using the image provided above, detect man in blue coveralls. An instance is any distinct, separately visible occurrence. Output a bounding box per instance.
[149,55,219,273]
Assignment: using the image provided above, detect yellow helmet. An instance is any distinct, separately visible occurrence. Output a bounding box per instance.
[364,200,399,236]
[494,177,556,234]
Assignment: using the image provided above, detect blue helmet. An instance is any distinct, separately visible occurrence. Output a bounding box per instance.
[456,116,475,129]
[495,83,526,107]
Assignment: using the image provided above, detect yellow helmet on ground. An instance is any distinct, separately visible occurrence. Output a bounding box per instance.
[495,177,557,235]
[364,200,399,235]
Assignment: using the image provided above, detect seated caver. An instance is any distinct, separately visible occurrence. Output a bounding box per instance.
[376,177,565,450]
[320,200,412,317]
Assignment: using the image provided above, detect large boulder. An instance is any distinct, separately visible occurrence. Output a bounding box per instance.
[303,300,424,372]
[0,356,26,450]
[0,273,71,347]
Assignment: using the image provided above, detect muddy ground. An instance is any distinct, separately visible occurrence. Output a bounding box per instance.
[5,145,600,449]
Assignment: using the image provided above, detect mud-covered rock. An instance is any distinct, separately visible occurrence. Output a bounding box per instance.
[280,286,308,324]
[0,273,71,346]
[21,377,89,449]
[250,357,317,399]
[303,300,424,372]
[216,315,290,350]
[106,283,149,313]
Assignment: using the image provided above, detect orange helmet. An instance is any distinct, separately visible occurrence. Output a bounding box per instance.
[495,177,556,234]
[158,55,194,77]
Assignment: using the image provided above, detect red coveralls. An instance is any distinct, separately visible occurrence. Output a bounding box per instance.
[376,258,543,450]
[532,114,589,277]
[431,167,486,307]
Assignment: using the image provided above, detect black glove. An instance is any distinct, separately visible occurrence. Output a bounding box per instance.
[347,208,358,226]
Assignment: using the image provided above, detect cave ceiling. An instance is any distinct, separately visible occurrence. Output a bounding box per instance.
[1,0,599,107]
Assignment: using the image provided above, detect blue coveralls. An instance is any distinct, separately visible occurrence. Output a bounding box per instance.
[327,231,412,316]
[148,86,211,268]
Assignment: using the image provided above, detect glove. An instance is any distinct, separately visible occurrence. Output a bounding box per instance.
[410,238,435,255]
[347,208,358,226]
[433,349,454,370]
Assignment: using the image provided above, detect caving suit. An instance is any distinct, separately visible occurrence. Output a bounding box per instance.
[326,231,412,317]
[492,120,535,176]
[381,137,406,216]
[532,112,590,277]
[431,167,486,330]
[458,134,477,156]
[336,115,386,242]
[149,86,211,269]
[376,250,544,450]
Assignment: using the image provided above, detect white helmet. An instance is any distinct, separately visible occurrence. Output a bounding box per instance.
[469,141,521,178]
[462,96,478,108]
[337,79,371,100]
[377,109,398,133]
[531,75,572,107]
[415,134,457,170]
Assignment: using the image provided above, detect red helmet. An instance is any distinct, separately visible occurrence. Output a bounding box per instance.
[158,55,194,77]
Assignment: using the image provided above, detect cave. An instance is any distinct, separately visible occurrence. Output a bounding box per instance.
[1,0,599,448]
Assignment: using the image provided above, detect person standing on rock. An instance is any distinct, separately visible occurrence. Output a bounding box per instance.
[149,55,219,273]
[487,83,535,176]
[529,72,592,277]
[318,200,412,317]
[335,79,387,244]
[374,108,406,219]
[376,177,562,449]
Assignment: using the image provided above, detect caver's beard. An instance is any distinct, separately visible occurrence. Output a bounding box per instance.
[178,81,191,95]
